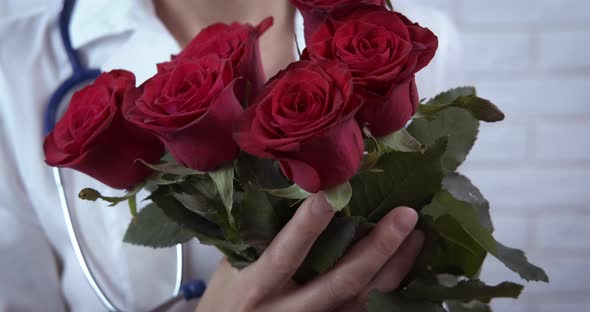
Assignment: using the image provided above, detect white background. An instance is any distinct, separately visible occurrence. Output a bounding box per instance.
[396,0,590,311]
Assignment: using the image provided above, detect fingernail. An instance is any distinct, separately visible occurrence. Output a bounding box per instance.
[310,193,334,216]
[393,208,418,234]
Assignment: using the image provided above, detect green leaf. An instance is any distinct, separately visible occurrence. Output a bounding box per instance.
[379,128,425,153]
[146,172,186,188]
[493,241,549,282]
[240,185,279,253]
[266,184,311,200]
[304,216,365,273]
[151,193,223,239]
[149,188,248,252]
[423,216,487,277]
[189,175,219,199]
[408,107,479,174]
[433,216,482,257]
[172,183,224,225]
[422,191,549,282]
[454,96,505,123]
[417,87,504,123]
[428,87,477,107]
[236,153,291,189]
[209,165,235,226]
[138,158,202,176]
[446,301,492,312]
[221,247,257,269]
[123,203,195,248]
[443,174,493,231]
[402,279,523,303]
[349,138,447,221]
[413,212,486,289]
[324,181,352,212]
[168,177,239,244]
[367,291,446,312]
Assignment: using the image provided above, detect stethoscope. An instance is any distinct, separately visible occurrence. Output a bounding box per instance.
[44,1,205,311]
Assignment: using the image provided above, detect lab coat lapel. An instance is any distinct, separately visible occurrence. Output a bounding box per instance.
[71,0,180,84]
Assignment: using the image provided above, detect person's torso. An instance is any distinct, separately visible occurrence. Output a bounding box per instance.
[0,1,459,311]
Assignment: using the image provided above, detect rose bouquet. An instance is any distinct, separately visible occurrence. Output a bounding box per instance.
[44,1,548,310]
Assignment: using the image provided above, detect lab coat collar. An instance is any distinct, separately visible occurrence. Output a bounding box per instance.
[71,0,181,84]
[70,0,153,50]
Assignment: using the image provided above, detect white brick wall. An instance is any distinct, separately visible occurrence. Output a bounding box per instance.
[459,0,590,26]
[535,123,590,161]
[538,31,590,71]
[462,32,531,73]
[398,0,590,311]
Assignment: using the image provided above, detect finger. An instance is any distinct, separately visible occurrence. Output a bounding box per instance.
[365,230,424,294]
[337,230,425,312]
[283,207,418,311]
[197,259,242,311]
[246,193,334,296]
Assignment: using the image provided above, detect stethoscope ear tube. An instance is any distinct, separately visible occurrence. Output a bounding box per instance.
[53,167,119,311]
[56,166,190,311]
[43,0,102,136]
[44,72,101,136]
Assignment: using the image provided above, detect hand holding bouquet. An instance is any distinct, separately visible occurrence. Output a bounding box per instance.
[44,1,548,310]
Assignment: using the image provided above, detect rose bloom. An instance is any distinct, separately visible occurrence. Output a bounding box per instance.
[305,5,438,137]
[290,0,384,44]
[235,60,364,193]
[124,55,243,172]
[44,70,164,189]
[158,17,273,102]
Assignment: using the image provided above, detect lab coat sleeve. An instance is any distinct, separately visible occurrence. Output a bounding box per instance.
[0,123,67,311]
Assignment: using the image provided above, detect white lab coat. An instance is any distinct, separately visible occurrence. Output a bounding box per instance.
[0,1,462,311]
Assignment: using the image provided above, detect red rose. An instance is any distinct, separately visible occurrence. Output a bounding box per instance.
[158,18,273,102]
[43,70,165,189]
[290,0,384,45]
[124,55,242,172]
[306,5,438,136]
[235,60,363,193]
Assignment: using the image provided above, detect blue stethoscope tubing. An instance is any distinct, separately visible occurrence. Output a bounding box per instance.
[43,0,101,136]
[45,1,205,311]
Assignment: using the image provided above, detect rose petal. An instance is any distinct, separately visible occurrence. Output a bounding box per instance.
[161,81,243,171]
[279,117,364,193]
[356,77,418,137]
